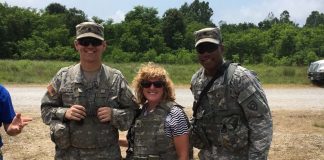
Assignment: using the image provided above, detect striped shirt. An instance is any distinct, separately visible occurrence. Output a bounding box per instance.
[164,106,189,138]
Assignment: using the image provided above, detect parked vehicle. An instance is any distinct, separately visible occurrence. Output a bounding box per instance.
[308,60,324,83]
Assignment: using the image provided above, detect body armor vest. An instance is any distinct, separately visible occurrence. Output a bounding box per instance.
[59,64,119,148]
[133,102,178,160]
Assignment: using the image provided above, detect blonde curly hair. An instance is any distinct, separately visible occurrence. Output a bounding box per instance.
[132,62,175,105]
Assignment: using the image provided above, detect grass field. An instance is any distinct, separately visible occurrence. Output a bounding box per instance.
[0,60,310,85]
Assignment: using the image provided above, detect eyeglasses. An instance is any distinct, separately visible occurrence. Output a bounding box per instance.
[196,43,219,54]
[140,80,165,88]
[78,37,103,47]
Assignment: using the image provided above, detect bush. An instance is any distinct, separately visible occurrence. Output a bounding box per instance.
[49,46,77,61]
[141,49,158,62]
[174,49,195,64]
[263,53,279,66]
[155,53,177,64]
[110,48,135,63]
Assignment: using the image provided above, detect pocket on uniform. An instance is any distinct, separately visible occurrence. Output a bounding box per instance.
[220,115,248,152]
[50,121,70,149]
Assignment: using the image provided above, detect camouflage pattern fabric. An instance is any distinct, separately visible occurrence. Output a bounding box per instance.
[131,101,179,160]
[194,27,222,47]
[41,63,138,160]
[190,63,273,160]
[76,22,104,40]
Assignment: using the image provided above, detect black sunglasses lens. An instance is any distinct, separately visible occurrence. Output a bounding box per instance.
[196,43,218,54]
[140,81,151,88]
[152,81,164,88]
[141,81,164,88]
[78,38,102,46]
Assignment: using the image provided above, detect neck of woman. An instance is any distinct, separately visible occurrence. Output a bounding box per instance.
[146,101,160,112]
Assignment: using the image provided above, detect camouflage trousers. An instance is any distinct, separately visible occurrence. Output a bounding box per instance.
[198,146,248,160]
[55,145,121,160]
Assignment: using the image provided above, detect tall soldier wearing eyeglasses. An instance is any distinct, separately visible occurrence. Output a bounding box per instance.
[190,27,273,160]
[40,22,138,160]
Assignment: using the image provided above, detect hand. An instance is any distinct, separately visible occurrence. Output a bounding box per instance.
[65,105,86,121]
[97,107,112,123]
[6,113,33,136]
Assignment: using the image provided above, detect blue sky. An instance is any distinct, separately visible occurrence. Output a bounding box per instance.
[1,0,324,26]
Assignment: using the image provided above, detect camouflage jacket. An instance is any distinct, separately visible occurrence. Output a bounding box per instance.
[190,63,273,160]
[41,63,138,150]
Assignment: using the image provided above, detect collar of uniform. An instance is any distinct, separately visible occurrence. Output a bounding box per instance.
[200,68,226,86]
[72,63,104,84]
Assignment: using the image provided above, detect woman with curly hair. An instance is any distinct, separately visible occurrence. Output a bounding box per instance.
[120,62,190,160]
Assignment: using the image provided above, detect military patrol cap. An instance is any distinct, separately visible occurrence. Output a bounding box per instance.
[76,22,104,40]
[194,27,222,47]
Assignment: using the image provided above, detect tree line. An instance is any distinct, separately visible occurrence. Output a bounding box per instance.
[0,1,324,65]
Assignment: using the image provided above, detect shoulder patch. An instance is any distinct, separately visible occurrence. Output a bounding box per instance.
[247,100,258,111]
[47,84,56,97]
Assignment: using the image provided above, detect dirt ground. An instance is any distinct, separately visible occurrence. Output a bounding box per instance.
[1,108,323,160]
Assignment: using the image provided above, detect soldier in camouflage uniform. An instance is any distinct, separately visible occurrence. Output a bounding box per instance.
[190,27,273,160]
[41,22,138,160]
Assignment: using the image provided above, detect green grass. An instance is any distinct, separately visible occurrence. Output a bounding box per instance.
[0,60,310,85]
[313,121,324,128]
[245,64,309,84]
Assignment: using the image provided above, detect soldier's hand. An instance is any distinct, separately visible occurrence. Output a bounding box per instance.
[65,105,86,121]
[97,107,112,123]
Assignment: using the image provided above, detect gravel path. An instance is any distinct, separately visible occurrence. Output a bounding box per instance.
[5,85,324,110]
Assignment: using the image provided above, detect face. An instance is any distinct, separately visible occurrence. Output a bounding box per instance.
[196,42,224,74]
[74,37,106,64]
[141,78,165,106]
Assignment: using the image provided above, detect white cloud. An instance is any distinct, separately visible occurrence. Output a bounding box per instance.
[111,10,126,23]
[213,0,324,26]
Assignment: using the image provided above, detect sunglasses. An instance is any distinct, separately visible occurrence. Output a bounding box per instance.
[78,37,103,47]
[196,43,219,54]
[140,80,165,88]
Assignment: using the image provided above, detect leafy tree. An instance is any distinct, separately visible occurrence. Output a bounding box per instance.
[17,35,50,59]
[305,11,324,27]
[65,7,88,36]
[92,16,104,24]
[279,10,295,25]
[179,0,214,26]
[0,3,39,58]
[162,8,185,50]
[120,6,160,53]
[258,12,279,30]
[277,25,297,58]
[124,6,159,26]
[183,21,207,50]
[45,3,67,14]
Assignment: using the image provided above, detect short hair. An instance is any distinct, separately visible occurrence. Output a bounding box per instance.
[132,62,175,105]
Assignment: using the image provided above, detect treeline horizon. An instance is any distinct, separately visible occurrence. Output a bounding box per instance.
[0,1,324,66]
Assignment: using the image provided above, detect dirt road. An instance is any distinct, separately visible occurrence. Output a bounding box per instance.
[1,85,323,160]
[5,85,324,110]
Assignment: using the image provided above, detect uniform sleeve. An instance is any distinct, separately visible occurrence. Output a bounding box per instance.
[234,70,273,159]
[110,75,139,131]
[40,69,67,125]
[0,86,16,124]
[164,107,190,138]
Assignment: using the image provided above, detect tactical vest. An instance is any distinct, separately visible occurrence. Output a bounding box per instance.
[59,64,119,149]
[192,63,249,153]
[133,102,178,160]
